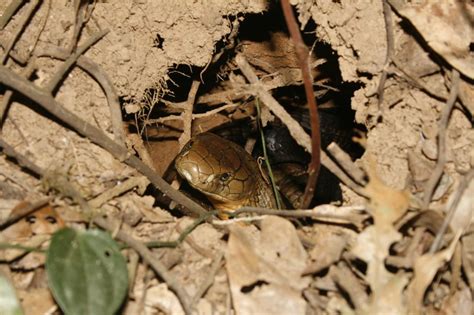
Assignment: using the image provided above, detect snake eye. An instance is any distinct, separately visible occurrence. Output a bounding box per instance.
[219,172,231,182]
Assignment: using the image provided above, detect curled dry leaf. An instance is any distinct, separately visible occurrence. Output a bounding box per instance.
[351,160,410,313]
[225,215,310,315]
[142,283,185,315]
[407,231,462,315]
[1,203,65,267]
[449,177,474,232]
[390,0,474,79]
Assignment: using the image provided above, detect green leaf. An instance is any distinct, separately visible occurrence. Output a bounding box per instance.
[46,228,128,315]
[0,273,23,315]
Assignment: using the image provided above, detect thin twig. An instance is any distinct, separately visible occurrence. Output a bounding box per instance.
[88,176,149,208]
[45,29,109,93]
[281,0,321,208]
[235,54,367,197]
[178,81,200,149]
[0,61,36,126]
[0,137,43,175]
[1,0,41,65]
[376,0,395,109]
[0,65,208,217]
[429,168,474,253]
[68,0,87,53]
[191,251,224,307]
[145,211,217,248]
[256,99,282,209]
[25,0,51,62]
[199,17,240,82]
[422,70,461,209]
[391,57,448,102]
[331,261,369,310]
[192,103,238,119]
[0,0,48,126]
[175,221,214,258]
[0,0,25,30]
[327,142,366,185]
[229,204,367,229]
[36,45,126,145]
[0,242,46,253]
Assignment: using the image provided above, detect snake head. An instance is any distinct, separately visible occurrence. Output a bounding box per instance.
[175,133,257,210]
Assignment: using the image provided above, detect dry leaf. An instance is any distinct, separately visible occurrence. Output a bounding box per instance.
[350,159,411,312]
[143,283,185,315]
[364,273,409,315]
[352,161,409,291]
[17,288,56,315]
[392,0,474,79]
[449,177,474,232]
[440,286,473,315]
[407,231,462,315]
[226,216,310,315]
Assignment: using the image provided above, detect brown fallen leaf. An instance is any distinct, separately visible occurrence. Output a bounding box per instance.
[407,231,462,315]
[225,216,310,315]
[1,203,65,268]
[17,287,56,315]
[350,157,411,313]
[390,0,474,79]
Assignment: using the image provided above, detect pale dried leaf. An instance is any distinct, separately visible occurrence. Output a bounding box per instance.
[352,163,408,291]
[407,231,462,315]
[351,225,401,291]
[441,286,473,315]
[144,283,185,315]
[226,216,309,315]
[396,0,474,79]
[450,177,474,232]
[307,228,347,273]
[18,288,56,315]
[364,273,410,315]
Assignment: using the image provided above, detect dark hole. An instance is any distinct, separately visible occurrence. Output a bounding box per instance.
[45,215,57,224]
[240,280,269,293]
[25,215,36,224]
[104,250,111,257]
[154,33,164,49]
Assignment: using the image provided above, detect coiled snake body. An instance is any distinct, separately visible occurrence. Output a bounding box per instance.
[175,132,277,212]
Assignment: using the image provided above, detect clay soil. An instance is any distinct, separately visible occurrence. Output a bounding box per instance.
[0,1,473,314]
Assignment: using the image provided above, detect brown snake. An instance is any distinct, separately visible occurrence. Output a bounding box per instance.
[175,133,277,212]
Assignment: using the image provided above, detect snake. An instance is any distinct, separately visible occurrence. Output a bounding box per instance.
[175,132,277,212]
[174,109,356,213]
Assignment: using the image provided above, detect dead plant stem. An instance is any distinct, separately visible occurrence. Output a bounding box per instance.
[376,0,395,109]
[422,70,460,210]
[45,29,109,93]
[37,45,126,145]
[0,0,40,65]
[429,168,474,253]
[281,0,321,208]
